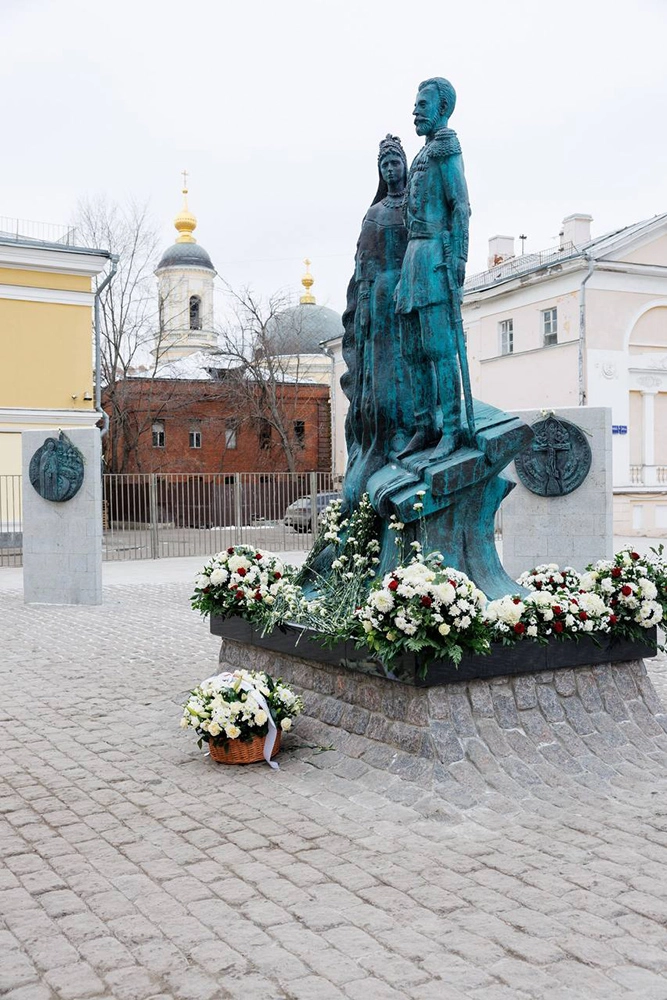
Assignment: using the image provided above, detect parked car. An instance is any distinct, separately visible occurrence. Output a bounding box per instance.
[284,492,341,532]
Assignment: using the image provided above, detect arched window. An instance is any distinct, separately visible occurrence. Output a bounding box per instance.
[189,295,202,330]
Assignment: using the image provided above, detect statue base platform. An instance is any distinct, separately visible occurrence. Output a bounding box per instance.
[366,399,535,598]
[211,616,656,688]
[212,617,666,809]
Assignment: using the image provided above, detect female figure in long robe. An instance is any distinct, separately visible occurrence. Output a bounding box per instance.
[341,135,412,509]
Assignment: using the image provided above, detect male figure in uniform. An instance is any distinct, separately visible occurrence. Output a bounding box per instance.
[394,77,471,459]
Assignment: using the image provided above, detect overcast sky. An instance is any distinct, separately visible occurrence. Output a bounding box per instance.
[3,0,667,315]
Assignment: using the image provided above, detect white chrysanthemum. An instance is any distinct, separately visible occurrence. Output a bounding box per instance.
[640,579,658,600]
[579,572,597,591]
[228,555,251,573]
[578,592,607,616]
[371,590,395,613]
[209,568,228,586]
[433,582,456,605]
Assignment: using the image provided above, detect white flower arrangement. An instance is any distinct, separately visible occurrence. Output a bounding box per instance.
[355,553,489,664]
[580,548,663,630]
[191,545,294,621]
[180,668,303,749]
[516,563,581,594]
[485,588,614,641]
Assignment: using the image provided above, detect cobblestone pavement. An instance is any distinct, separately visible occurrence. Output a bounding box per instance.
[2,580,667,1000]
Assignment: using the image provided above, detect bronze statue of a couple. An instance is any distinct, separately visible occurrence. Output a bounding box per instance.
[342,76,474,510]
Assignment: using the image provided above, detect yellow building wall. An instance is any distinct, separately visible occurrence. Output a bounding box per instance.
[0,268,91,292]
[0,298,95,410]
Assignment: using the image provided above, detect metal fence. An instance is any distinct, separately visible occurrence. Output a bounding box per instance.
[102,472,336,561]
[0,471,337,566]
[0,476,22,567]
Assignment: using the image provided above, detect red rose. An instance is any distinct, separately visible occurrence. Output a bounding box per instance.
[420,595,432,608]
[255,553,263,560]
[237,567,247,577]
[611,567,622,578]
[388,579,399,591]
[227,547,235,555]
[512,598,521,605]
[621,585,632,597]
[579,611,588,621]
[549,576,554,584]
[234,590,244,600]
[552,605,562,616]
[254,591,262,601]
[631,552,640,560]
[609,614,618,624]
[514,622,526,634]
[449,579,457,587]
[553,621,564,633]
[535,581,543,590]
[274,571,282,580]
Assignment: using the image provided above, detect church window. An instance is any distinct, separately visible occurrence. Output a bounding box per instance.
[225,420,238,450]
[152,421,165,448]
[542,307,557,347]
[294,420,305,448]
[189,430,202,449]
[499,319,514,356]
[189,295,202,330]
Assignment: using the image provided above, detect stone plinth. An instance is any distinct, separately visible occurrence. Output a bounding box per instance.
[22,427,102,605]
[216,631,667,808]
[501,406,613,579]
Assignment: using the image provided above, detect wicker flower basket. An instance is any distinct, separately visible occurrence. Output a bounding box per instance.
[208,732,281,765]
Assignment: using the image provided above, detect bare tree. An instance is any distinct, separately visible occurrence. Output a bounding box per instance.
[217,285,328,474]
[74,197,198,472]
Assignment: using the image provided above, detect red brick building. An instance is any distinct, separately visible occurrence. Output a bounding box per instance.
[103,373,331,475]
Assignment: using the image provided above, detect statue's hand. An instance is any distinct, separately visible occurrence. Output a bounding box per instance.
[457,260,466,286]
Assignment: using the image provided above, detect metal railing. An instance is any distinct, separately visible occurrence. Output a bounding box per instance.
[0,471,338,566]
[0,476,22,567]
[464,241,579,294]
[102,471,336,561]
[0,216,77,246]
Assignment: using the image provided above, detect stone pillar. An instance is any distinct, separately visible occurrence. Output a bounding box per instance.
[641,389,658,486]
[500,406,613,580]
[22,427,102,605]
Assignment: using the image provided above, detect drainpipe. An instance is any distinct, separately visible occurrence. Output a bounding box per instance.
[94,254,119,437]
[578,255,595,406]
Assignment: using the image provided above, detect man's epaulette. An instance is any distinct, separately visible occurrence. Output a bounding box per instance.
[428,128,461,160]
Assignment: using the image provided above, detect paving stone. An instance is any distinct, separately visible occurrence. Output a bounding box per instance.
[3,577,667,1000]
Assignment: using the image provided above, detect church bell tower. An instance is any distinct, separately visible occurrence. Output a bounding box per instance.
[154,173,217,361]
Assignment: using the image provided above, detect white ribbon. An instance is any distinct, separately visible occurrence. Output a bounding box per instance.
[202,671,280,769]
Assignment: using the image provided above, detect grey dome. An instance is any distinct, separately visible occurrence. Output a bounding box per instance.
[267,303,343,356]
[156,241,215,272]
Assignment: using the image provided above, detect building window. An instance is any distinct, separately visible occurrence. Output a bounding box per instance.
[294,420,305,448]
[225,420,237,450]
[152,421,165,448]
[259,419,271,450]
[499,319,514,355]
[542,307,557,346]
[189,295,202,330]
[189,430,201,449]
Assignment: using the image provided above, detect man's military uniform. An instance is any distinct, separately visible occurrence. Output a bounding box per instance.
[394,127,470,456]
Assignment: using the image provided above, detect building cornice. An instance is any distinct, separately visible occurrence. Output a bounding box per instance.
[0,243,110,277]
[0,283,94,307]
[0,408,99,427]
[479,339,579,365]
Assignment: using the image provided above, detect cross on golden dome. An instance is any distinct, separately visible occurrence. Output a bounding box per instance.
[300,258,316,304]
[174,169,197,244]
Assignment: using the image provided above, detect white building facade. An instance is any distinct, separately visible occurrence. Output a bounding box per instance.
[463,213,667,536]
